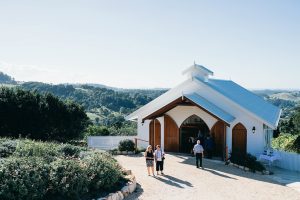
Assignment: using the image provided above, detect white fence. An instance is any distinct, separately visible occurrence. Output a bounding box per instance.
[87,136,136,150]
[273,150,300,172]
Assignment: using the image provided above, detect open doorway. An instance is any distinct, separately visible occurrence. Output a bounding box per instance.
[179,115,210,153]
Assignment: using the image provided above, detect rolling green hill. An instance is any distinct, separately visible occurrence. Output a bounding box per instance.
[1,71,299,135]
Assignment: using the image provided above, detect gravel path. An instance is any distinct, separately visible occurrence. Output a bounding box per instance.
[116,154,300,200]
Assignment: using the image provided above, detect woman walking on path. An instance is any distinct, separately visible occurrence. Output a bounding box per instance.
[144,145,155,176]
[154,145,165,175]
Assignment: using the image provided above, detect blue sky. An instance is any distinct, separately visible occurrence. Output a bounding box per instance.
[0,0,299,89]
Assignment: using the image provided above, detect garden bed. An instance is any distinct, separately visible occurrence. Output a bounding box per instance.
[0,138,127,200]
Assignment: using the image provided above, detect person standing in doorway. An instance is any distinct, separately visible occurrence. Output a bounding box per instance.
[193,140,204,169]
[144,145,155,176]
[154,145,165,175]
[197,130,204,145]
[204,135,214,159]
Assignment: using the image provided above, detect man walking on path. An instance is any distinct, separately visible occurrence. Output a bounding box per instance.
[193,140,204,169]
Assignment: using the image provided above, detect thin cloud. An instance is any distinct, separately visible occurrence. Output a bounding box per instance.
[0,60,88,84]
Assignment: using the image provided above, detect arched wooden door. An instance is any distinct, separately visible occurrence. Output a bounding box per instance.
[211,121,225,158]
[164,115,179,152]
[149,119,161,148]
[232,123,247,156]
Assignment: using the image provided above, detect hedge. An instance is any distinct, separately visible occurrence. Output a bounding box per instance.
[230,153,265,172]
[118,139,135,152]
[272,133,300,153]
[0,138,124,200]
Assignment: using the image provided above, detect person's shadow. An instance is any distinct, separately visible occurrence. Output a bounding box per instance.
[154,174,193,188]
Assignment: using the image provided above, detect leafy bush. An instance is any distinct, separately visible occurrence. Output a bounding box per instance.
[0,139,125,200]
[84,152,124,193]
[285,134,300,153]
[85,125,110,137]
[0,138,18,158]
[272,133,299,153]
[59,144,82,157]
[47,158,89,199]
[118,139,135,152]
[244,154,266,172]
[0,156,50,200]
[230,153,265,172]
[13,140,59,162]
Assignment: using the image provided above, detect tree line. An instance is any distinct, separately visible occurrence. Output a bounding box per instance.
[0,87,89,141]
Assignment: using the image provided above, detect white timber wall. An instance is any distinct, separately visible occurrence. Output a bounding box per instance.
[87,136,136,150]
[274,150,300,172]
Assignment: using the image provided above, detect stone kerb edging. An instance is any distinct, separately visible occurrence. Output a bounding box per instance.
[229,162,270,175]
[98,169,137,200]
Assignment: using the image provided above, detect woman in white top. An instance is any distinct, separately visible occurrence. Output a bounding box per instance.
[154,145,165,175]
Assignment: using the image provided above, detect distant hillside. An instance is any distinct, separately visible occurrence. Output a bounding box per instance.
[20,82,167,126]
[269,92,300,102]
[1,71,299,123]
[255,90,299,119]
[0,72,16,84]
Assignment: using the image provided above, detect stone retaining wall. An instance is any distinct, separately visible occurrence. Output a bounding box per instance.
[97,170,137,200]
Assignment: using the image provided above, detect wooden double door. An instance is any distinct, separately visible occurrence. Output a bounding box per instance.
[232,123,247,156]
[149,116,179,151]
[149,119,161,148]
[211,121,226,158]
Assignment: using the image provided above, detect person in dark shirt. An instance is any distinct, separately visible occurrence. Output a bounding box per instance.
[144,145,155,176]
[204,136,214,159]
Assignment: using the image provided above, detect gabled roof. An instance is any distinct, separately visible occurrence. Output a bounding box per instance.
[127,64,281,129]
[195,77,281,128]
[184,93,235,124]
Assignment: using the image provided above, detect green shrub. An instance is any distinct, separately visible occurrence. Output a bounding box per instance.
[244,154,265,172]
[272,133,297,150]
[230,153,265,172]
[0,139,124,199]
[118,139,135,152]
[272,133,300,153]
[0,139,18,158]
[84,152,123,193]
[0,156,50,200]
[85,125,110,137]
[13,140,59,161]
[286,134,300,153]
[59,144,82,157]
[47,158,89,199]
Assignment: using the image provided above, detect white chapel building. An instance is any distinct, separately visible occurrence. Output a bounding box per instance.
[127,63,281,160]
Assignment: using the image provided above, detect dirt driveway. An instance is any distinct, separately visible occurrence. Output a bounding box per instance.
[116,153,300,200]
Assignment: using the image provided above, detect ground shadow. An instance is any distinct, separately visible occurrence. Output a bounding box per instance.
[154,174,193,188]
[171,153,298,187]
[203,168,237,180]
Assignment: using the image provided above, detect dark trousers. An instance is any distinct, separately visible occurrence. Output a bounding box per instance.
[156,161,164,171]
[206,149,213,159]
[196,153,203,168]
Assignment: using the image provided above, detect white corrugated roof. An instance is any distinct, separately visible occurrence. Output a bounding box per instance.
[127,64,281,129]
[195,77,281,128]
[184,93,235,124]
